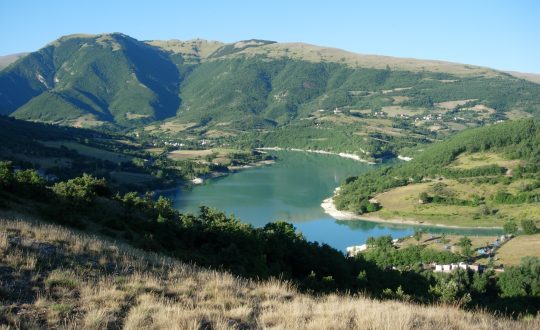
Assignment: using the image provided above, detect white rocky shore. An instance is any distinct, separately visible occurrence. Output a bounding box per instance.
[256,147,376,164]
[320,188,501,229]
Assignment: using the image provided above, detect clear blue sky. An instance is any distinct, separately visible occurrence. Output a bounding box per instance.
[1,0,539,73]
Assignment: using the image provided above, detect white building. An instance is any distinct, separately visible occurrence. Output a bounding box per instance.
[346,244,367,257]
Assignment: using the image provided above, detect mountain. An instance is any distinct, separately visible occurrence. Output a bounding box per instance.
[0,33,181,126]
[0,52,28,70]
[2,33,540,159]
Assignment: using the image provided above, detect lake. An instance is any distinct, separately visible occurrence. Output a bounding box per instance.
[166,151,502,251]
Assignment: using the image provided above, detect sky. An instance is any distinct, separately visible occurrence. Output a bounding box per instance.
[1,0,539,73]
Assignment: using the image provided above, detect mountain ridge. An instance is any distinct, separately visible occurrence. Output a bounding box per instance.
[1,33,540,146]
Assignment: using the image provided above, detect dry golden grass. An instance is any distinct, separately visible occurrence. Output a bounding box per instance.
[399,233,498,255]
[167,149,214,160]
[496,234,540,266]
[372,178,540,227]
[436,99,477,110]
[235,42,504,78]
[381,105,424,118]
[1,211,538,329]
[451,152,522,170]
[39,140,133,163]
[146,39,224,58]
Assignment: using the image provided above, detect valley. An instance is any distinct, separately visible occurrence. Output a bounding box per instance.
[1,32,540,327]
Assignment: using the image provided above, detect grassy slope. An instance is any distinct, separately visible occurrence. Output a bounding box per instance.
[1,211,537,329]
[497,233,540,265]
[335,119,540,227]
[0,53,28,70]
[372,177,540,227]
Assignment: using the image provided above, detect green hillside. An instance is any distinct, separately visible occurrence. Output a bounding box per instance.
[334,119,540,227]
[0,34,180,125]
[2,33,540,159]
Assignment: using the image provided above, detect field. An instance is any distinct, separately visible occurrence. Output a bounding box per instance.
[239,42,504,78]
[398,233,498,254]
[39,140,133,163]
[1,211,537,329]
[144,121,198,133]
[450,152,522,170]
[168,148,241,165]
[496,234,540,266]
[144,147,166,155]
[398,232,540,266]
[0,149,72,169]
[109,171,155,185]
[372,179,540,227]
[381,105,424,118]
[436,99,477,110]
[167,149,214,160]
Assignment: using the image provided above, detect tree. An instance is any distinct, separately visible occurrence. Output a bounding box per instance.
[418,192,430,204]
[503,220,518,235]
[429,273,471,305]
[458,236,473,258]
[14,169,45,186]
[521,219,538,235]
[498,257,540,297]
[52,174,108,205]
[154,195,175,220]
[440,233,450,245]
[413,230,423,244]
[0,161,14,188]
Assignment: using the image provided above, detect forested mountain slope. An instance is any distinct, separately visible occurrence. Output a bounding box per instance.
[334,119,540,227]
[1,34,539,127]
[2,33,540,159]
[0,33,181,125]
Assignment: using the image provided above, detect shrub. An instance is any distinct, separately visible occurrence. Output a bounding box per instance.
[52,174,109,205]
[503,220,518,235]
[521,219,538,235]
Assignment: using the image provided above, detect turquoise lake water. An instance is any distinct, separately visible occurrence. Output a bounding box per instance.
[167,151,502,251]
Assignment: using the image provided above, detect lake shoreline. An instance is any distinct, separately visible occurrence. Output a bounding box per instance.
[321,190,502,230]
[153,158,276,195]
[256,147,376,164]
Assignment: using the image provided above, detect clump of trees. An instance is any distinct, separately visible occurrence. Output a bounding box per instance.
[521,219,538,235]
[52,174,109,205]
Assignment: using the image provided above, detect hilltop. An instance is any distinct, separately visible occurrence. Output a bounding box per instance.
[2,33,540,160]
[1,212,538,329]
[0,53,28,70]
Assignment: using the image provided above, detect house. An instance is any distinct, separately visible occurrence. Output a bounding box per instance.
[346,244,367,257]
[433,262,484,273]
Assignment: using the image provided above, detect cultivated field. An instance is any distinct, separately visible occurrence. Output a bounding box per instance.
[496,233,540,266]
[168,148,240,165]
[372,179,540,227]
[450,152,522,170]
[1,211,537,329]
[39,140,133,163]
